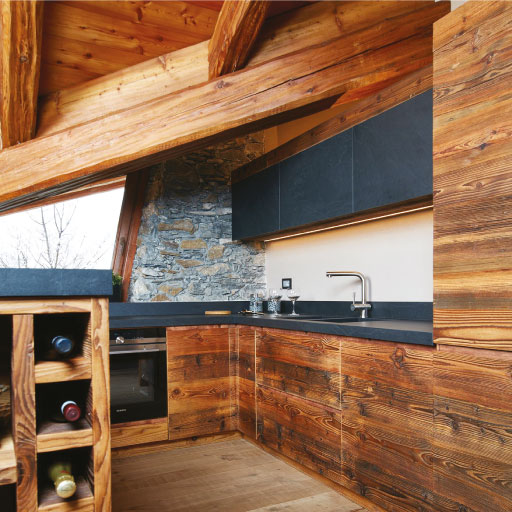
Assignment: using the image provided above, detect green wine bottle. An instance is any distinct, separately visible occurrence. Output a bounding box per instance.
[48,461,76,499]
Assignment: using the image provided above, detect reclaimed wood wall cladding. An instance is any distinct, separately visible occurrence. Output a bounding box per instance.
[432,345,512,512]
[433,1,512,350]
[167,326,236,440]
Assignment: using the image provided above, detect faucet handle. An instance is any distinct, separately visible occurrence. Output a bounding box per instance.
[351,292,356,311]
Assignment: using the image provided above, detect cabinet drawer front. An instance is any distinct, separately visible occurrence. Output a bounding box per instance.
[257,328,340,409]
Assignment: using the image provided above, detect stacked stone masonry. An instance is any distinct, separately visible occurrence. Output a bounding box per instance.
[129,134,267,302]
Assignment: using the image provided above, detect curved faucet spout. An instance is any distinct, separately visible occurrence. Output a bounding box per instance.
[325,271,371,318]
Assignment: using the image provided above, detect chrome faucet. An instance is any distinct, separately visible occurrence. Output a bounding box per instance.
[326,271,372,319]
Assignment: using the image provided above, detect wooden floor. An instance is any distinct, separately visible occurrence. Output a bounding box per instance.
[112,439,367,512]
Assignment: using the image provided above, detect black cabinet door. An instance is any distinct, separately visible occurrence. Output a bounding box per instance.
[353,90,433,211]
[232,165,280,240]
[279,129,353,230]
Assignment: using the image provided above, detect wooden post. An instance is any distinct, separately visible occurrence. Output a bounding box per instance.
[11,314,37,511]
[90,298,111,512]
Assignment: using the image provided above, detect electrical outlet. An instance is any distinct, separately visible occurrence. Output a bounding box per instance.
[281,278,292,289]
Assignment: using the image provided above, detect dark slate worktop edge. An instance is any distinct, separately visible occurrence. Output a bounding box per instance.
[109,300,432,321]
[0,268,112,297]
[109,312,433,346]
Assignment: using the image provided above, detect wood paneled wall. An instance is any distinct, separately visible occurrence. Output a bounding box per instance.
[433,1,512,350]
[431,4,512,508]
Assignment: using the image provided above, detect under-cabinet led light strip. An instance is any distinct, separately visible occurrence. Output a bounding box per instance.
[263,204,433,242]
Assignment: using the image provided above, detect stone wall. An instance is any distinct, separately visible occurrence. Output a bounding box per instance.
[129,134,267,302]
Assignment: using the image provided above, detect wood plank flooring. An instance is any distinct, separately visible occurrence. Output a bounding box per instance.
[112,439,367,512]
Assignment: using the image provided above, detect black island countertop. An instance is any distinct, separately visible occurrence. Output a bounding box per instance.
[0,268,112,297]
[110,301,433,346]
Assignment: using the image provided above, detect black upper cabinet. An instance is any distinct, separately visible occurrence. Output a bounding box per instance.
[232,165,280,240]
[353,90,433,211]
[279,129,353,230]
[231,90,433,240]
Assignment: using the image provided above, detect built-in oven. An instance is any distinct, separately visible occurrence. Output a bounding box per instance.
[109,327,167,424]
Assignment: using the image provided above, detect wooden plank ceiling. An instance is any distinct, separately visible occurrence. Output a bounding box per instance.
[0,0,449,213]
[39,1,307,95]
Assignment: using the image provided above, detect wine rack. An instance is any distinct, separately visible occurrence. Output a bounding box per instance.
[0,298,111,512]
[36,381,93,453]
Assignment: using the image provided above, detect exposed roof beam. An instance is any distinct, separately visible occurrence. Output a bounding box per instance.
[37,1,436,138]
[0,0,43,149]
[208,0,270,79]
[0,1,449,213]
[37,1,336,137]
[232,66,434,184]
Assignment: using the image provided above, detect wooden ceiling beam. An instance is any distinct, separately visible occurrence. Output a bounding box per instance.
[37,1,336,137]
[232,66,434,183]
[0,0,43,149]
[0,1,449,213]
[208,0,270,79]
[37,1,438,138]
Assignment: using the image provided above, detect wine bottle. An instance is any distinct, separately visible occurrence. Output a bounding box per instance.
[51,335,75,357]
[48,461,76,499]
[41,335,75,360]
[51,400,81,423]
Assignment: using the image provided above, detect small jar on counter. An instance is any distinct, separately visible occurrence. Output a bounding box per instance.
[256,293,264,313]
[267,289,282,315]
[249,294,258,313]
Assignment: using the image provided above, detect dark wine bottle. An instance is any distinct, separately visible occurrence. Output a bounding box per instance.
[48,461,76,499]
[51,400,81,423]
[51,335,75,357]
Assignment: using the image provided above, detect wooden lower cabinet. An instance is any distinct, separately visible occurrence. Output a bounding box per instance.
[237,326,256,439]
[341,337,435,511]
[256,328,341,408]
[164,325,512,512]
[255,328,342,483]
[166,325,237,440]
[257,385,342,485]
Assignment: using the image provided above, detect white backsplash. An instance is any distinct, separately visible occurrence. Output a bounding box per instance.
[265,210,433,302]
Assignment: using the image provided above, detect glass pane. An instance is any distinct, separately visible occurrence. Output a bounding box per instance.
[110,354,156,406]
[0,188,124,269]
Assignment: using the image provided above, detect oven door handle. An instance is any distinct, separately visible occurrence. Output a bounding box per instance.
[109,347,165,355]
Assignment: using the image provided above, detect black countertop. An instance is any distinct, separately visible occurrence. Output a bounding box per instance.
[0,268,112,297]
[110,302,433,346]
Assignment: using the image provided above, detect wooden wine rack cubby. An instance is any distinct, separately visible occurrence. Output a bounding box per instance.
[0,298,111,512]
